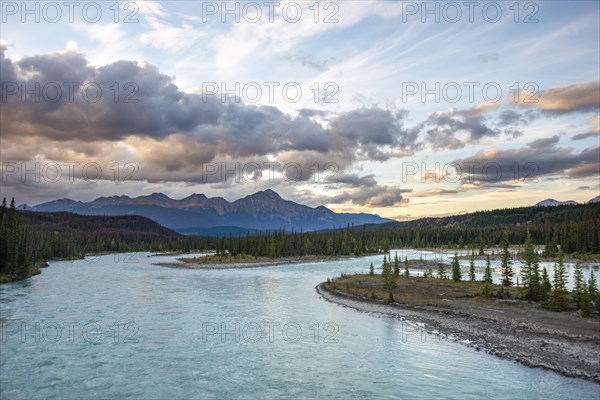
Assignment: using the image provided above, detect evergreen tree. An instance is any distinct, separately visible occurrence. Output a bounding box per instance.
[469,252,475,282]
[588,271,599,313]
[482,254,493,297]
[521,230,541,301]
[451,254,461,282]
[369,262,374,276]
[381,256,397,301]
[549,250,568,311]
[500,231,513,287]
[579,281,592,317]
[540,267,552,301]
[588,271,598,300]
[393,253,400,277]
[572,262,584,306]
[437,262,446,279]
[404,256,409,278]
[483,254,493,284]
[381,255,387,276]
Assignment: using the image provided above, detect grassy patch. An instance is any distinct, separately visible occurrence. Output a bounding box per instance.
[330,274,521,307]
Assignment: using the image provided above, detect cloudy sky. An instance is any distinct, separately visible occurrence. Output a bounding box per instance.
[1,0,598,219]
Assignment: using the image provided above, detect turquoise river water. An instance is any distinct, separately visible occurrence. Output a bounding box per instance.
[1,250,599,399]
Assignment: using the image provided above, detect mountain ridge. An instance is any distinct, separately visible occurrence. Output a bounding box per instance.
[533,196,599,207]
[21,190,392,233]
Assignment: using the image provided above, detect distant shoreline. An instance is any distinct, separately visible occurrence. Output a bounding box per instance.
[155,259,297,270]
[153,254,377,270]
[316,282,600,384]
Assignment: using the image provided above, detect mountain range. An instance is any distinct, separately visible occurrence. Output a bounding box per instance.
[21,190,392,234]
[535,196,599,207]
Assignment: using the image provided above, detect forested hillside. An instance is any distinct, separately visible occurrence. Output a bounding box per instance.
[369,203,600,255]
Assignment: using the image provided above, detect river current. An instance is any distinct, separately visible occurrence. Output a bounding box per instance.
[1,250,598,399]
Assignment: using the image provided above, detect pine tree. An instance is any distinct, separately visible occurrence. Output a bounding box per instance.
[572,262,584,306]
[369,262,374,276]
[579,281,592,317]
[404,256,409,278]
[437,262,446,279]
[500,231,513,287]
[382,256,397,301]
[588,271,599,313]
[469,252,475,282]
[549,250,568,311]
[483,254,493,284]
[521,230,540,301]
[482,254,493,297]
[588,271,598,300]
[540,267,552,301]
[393,253,400,277]
[451,254,461,282]
[381,255,387,276]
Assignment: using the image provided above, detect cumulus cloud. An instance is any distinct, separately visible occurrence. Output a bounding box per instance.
[423,106,501,150]
[0,46,419,187]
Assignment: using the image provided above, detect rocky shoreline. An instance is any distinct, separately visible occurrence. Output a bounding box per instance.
[316,282,600,384]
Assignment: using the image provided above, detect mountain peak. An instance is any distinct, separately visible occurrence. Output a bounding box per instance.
[263,189,280,197]
[249,189,282,200]
[535,199,578,207]
[588,195,600,204]
[183,193,208,200]
[147,192,170,199]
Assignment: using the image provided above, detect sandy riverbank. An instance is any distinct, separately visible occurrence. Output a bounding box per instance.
[153,255,359,270]
[316,282,600,383]
[155,260,298,270]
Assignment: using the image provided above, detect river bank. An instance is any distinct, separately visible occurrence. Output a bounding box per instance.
[154,254,377,270]
[316,280,600,383]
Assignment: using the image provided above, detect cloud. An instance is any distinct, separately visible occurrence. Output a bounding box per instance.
[496,109,536,127]
[329,173,378,187]
[423,105,501,150]
[579,184,600,191]
[285,50,338,72]
[453,136,599,184]
[513,81,600,115]
[328,184,411,208]
[411,188,460,198]
[0,47,419,188]
[572,115,600,140]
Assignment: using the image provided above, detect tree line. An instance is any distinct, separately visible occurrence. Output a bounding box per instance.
[2,198,599,283]
[366,203,600,256]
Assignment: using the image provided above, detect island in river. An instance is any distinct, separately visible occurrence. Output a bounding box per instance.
[152,253,381,270]
[317,274,600,384]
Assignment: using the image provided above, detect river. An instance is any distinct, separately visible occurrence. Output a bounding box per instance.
[1,251,598,399]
